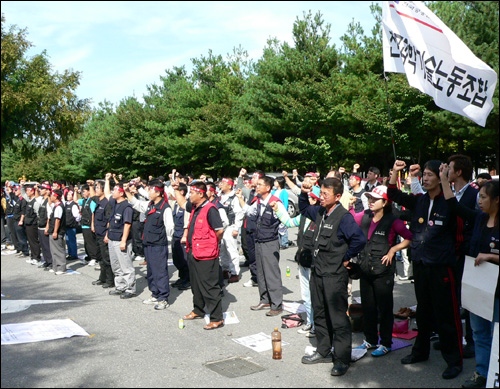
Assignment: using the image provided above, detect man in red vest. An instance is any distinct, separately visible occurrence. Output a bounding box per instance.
[182,182,225,330]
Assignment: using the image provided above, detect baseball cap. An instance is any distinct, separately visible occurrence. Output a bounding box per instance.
[366,186,391,202]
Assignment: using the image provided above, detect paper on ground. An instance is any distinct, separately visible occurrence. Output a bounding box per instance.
[462,255,499,321]
[2,300,77,314]
[233,332,289,353]
[1,319,89,345]
[65,270,80,275]
[283,302,306,314]
[204,311,240,325]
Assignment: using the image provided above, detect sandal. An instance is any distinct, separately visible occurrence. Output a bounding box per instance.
[183,311,203,320]
[203,320,224,330]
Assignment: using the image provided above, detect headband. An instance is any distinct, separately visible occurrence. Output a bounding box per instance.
[222,178,234,186]
[114,186,125,193]
[207,186,216,192]
[41,184,52,190]
[190,186,206,193]
[351,174,362,182]
[154,186,164,193]
[52,191,62,198]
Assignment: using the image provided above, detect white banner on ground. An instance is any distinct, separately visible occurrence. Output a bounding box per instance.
[1,319,89,345]
[382,1,497,127]
[462,256,499,321]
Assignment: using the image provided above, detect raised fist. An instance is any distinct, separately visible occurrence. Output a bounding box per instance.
[409,164,421,177]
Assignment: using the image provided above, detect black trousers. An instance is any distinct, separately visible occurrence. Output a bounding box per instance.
[453,254,474,345]
[25,224,41,260]
[310,270,351,365]
[359,273,394,348]
[14,223,29,255]
[244,230,258,283]
[82,228,100,261]
[131,220,144,256]
[171,237,189,282]
[38,228,52,265]
[188,253,222,322]
[1,215,8,244]
[96,235,114,285]
[7,217,19,252]
[412,261,463,367]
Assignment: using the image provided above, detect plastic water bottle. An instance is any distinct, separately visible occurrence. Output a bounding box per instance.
[272,327,282,360]
[286,266,290,277]
[179,318,184,329]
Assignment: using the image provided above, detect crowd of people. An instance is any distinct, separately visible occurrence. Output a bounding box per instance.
[1,156,498,387]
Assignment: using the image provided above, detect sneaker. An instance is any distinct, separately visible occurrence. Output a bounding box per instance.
[1,244,5,250]
[80,258,88,265]
[30,259,39,265]
[154,300,170,310]
[95,264,101,270]
[297,324,313,334]
[306,328,316,338]
[88,259,97,266]
[55,271,65,275]
[371,345,391,357]
[462,372,487,388]
[2,249,17,255]
[49,269,55,273]
[243,279,258,287]
[26,258,32,263]
[355,340,377,350]
[134,256,145,262]
[143,297,158,305]
[399,275,409,281]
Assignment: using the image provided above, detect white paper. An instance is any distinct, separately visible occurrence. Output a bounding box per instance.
[204,311,240,325]
[233,332,289,353]
[283,302,306,314]
[352,297,362,304]
[1,300,78,314]
[1,319,89,345]
[486,322,499,388]
[462,256,499,321]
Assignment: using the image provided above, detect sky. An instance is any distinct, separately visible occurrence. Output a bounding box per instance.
[2,1,379,108]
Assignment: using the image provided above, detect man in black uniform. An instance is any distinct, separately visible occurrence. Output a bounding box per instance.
[92,180,115,288]
[23,184,42,265]
[299,178,366,377]
[12,184,29,258]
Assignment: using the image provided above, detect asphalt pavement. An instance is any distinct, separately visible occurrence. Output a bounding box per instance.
[1,230,474,388]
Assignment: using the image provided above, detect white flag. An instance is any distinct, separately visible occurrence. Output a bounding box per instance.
[382,1,497,127]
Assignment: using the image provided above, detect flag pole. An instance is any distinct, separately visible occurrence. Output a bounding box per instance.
[384,71,397,161]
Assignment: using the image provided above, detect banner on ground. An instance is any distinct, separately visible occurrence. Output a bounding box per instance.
[382,1,497,127]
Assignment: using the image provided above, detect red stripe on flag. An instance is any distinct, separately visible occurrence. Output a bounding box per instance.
[390,4,444,33]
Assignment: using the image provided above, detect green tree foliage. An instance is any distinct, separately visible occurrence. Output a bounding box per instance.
[1,14,90,156]
[1,3,497,181]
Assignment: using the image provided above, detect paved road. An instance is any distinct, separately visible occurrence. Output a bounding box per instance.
[1,231,474,388]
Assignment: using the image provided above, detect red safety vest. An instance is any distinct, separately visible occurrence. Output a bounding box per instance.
[186,202,219,260]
